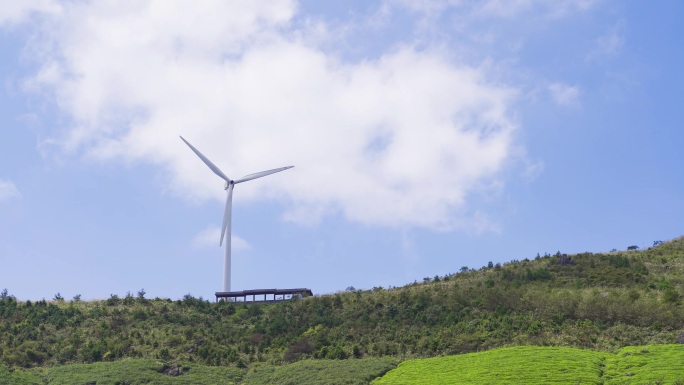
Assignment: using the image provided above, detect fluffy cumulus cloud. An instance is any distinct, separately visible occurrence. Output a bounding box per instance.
[0,179,20,201]
[22,0,519,230]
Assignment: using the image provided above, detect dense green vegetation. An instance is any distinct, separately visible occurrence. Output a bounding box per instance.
[372,345,684,385]
[0,237,683,383]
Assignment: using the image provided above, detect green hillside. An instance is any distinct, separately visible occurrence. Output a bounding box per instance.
[604,345,684,384]
[0,358,395,385]
[3,346,682,384]
[372,346,606,385]
[373,345,684,385]
[243,357,397,385]
[0,364,41,385]
[42,359,244,385]
[0,237,683,383]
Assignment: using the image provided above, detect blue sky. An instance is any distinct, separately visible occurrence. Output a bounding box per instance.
[1,0,682,300]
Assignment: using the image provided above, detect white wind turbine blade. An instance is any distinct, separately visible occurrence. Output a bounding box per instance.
[180,136,231,183]
[234,166,294,184]
[220,183,233,246]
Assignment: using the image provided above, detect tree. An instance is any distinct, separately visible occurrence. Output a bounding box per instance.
[627,245,639,250]
[106,294,120,306]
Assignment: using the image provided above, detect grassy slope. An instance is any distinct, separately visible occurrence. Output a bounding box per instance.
[603,345,684,385]
[373,345,684,385]
[372,346,606,385]
[243,358,398,385]
[41,359,245,385]
[0,365,41,385]
[2,360,244,385]
[1,358,394,385]
[4,346,683,385]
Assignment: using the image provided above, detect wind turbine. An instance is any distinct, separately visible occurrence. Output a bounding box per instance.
[180,136,293,292]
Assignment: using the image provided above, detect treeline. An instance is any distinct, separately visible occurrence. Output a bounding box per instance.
[1,238,683,369]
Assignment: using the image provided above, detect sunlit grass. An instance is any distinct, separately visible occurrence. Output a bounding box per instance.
[603,345,684,385]
[373,345,684,385]
[372,346,606,385]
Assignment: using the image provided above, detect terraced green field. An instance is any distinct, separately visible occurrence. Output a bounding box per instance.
[372,345,684,385]
[372,346,606,385]
[603,345,684,385]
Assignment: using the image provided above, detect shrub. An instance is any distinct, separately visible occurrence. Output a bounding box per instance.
[106,294,120,306]
[283,338,314,362]
[325,345,348,360]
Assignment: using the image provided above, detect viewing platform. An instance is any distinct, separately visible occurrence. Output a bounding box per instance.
[215,288,313,303]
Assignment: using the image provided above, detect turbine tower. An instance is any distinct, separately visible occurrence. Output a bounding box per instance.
[180,136,293,292]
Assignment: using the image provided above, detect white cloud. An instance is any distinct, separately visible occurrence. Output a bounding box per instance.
[192,226,252,252]
[0,179,21,201]
[548,82,580,107]
[23,1,519,230]
[0,0,61,26]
